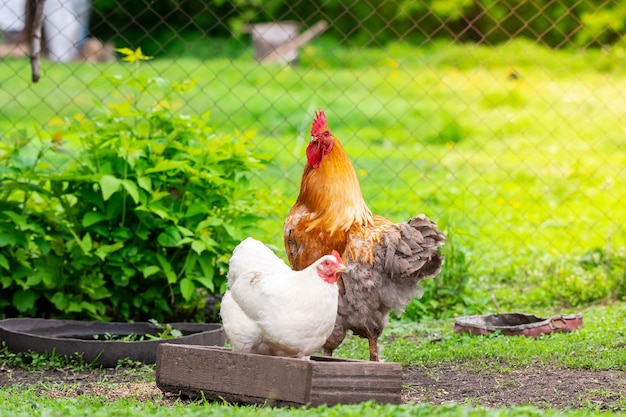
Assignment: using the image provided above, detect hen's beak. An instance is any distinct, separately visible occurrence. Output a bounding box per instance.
[336,264,347,273]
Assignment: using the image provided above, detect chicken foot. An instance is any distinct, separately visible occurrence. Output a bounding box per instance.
[324,337,380,361]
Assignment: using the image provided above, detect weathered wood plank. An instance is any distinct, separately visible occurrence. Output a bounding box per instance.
[156,344,403,406]
[156,344,311,405]
[309,361,403,405]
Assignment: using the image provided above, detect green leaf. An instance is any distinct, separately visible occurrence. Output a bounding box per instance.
[86,285,112,301]
[172,79,198,93]
[200,235,219,250]
[121,179,140,203]
[105,193,123,218]
[177,225,194,237]
[111,227,132,240]
[145,160,187,173]
[193,274,215,293]
[177,237,193,245]
[2,211,28,230]
[156,254,177,284]
[223,223,240,240]
[0,253,9,270]
[191,239,205,255]
[0,228,28,247]
[137,176,152,192]
[80,233,93,254]
[184,202,207,218]
[198,253,215,291]
[184,253,197,276]
[144,204,170,219]
[135,119,151,138]
[50,292,68,310]
[68,301,82,312]
[114,47,135,56]
[179,277,195,301]
[108,101,134,116]
[0,276,11,289]
[82,212,108,228]
[13,289,36,313]
[116,46,152,63]
[80,301,98,315]
[25,270,43,288]
[100,175,122,201]
[232,214,263,228]
[199,217,223,228]
[123,147,146,168]
[142,265,161,278]
[157,226,182,247]
[95,241,124,261]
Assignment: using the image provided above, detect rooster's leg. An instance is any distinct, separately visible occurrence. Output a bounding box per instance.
[368,337,379,361]
[323,321,346,357]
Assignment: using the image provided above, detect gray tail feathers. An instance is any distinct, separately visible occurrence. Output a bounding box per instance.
[382,214,446,281]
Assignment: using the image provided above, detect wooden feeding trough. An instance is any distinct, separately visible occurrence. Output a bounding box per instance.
[156,344,403,406]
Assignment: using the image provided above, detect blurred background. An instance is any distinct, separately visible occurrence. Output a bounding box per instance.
[1,0,625,322]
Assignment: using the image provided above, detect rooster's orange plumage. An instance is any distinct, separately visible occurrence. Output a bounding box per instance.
[284,109,446,361]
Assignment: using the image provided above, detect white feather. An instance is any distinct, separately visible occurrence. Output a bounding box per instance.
[220,237,339,359]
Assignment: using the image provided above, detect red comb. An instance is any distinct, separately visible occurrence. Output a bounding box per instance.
[332,250,342,264]
[311,109,327,136]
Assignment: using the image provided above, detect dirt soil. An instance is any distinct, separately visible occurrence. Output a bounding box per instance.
[2,362,625,411]
[403,365,626,411]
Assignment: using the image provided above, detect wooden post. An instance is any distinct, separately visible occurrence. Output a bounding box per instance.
[26,0,46,82]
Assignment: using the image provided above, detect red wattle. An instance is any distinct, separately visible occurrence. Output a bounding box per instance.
[306,141,323,168]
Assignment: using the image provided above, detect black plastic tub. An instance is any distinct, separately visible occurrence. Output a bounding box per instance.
[0,318,225,367]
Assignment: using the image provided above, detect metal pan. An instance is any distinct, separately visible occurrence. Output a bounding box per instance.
[453,312,582,337]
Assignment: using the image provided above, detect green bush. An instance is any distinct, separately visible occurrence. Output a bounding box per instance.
[501,249,626,310]
[0,51,272,321]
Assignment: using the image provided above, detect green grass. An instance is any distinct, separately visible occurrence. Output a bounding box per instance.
[1,388,612,417]
[386,303,626,370]
[2,302,626,415]
[324,301,626,371]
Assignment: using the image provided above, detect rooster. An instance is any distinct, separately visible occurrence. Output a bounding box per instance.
[284,110,446,361]
[219,237,345,359]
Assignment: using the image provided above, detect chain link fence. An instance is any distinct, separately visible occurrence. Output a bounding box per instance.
[1,0,625,285]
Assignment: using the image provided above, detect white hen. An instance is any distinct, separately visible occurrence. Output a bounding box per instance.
[220,237,344,359]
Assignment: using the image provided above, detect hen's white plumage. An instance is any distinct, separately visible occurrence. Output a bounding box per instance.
[220,237,343,359]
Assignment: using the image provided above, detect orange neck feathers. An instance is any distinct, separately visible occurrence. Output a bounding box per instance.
[297,134,373,234]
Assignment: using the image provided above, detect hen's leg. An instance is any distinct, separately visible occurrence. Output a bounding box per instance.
[368,337,379,361]
[323,321,346,357]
